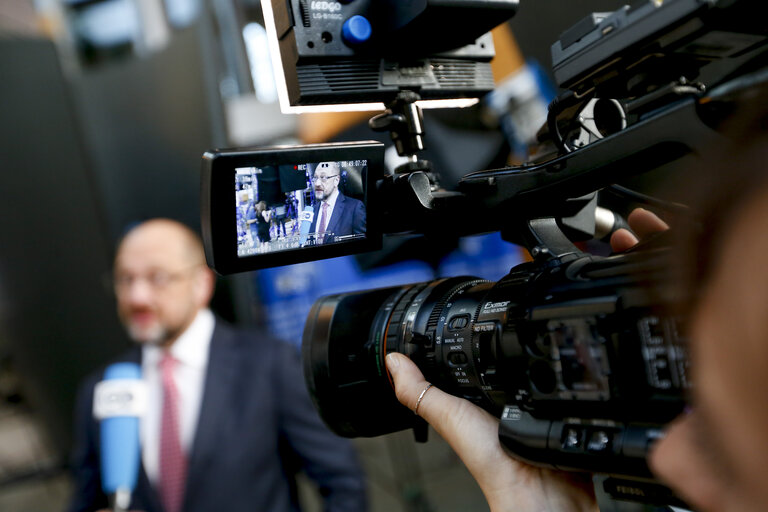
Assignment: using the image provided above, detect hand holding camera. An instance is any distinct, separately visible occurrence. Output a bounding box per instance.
[386,351,598,512]
[385,208,668,512]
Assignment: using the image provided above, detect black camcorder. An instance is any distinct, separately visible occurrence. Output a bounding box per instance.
[303,228,687,503]
[201,0,768,506]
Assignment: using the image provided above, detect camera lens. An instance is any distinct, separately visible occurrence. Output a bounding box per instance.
[302,276,493,437]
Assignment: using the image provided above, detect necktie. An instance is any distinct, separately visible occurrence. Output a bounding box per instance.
[159,353,186,512]
[317,202,329,244]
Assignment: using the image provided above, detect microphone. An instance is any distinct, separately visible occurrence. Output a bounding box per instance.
[298,205,314,246]
[93,362,147,512]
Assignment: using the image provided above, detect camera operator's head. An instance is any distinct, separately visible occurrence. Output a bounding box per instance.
[649,85,768,512]
[313,162,341,203]
[112,219,215,348]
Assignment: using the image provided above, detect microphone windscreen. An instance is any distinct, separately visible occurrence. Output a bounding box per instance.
[94,362,145,496]
[298,206,314,245]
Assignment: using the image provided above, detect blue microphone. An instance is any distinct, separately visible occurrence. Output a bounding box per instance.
[93,362,146,512]
[298,205,314,246]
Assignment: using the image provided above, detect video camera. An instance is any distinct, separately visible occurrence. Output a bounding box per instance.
[201,0,768,506]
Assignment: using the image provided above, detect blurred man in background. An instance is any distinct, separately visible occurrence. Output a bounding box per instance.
[68,218,367,512]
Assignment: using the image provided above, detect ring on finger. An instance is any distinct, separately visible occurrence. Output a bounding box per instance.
[414,383,433,416]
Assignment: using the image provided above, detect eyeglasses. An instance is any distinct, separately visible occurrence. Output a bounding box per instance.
[112,266,200,294]
[312,174,338,183]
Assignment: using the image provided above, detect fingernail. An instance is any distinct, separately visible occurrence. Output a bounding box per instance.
[386,352,400,370]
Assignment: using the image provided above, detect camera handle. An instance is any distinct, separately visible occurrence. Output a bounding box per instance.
[520,217,583,263]
[502,193,601,266]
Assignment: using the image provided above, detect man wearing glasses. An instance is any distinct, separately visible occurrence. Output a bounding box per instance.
[309,162,365,245]
[68,218,367,512]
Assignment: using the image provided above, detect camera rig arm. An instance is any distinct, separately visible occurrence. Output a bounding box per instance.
[374,0,768,260]
[376,76,743,259]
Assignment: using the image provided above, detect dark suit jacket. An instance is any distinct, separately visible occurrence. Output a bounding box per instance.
[68,321,367,512]
[310,193,365,244]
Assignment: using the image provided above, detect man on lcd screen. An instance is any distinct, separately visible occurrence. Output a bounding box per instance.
[309,162,365,245]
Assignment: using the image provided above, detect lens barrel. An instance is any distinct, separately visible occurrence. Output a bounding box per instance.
[302,276,492,437]
[303,284,417,437]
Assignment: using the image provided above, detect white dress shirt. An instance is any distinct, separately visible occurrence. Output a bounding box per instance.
[140,308,214,486]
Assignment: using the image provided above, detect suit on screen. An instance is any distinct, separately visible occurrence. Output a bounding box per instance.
[309,193,365,245]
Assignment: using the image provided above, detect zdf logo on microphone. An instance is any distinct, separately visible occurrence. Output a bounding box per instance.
[93,379,148,419]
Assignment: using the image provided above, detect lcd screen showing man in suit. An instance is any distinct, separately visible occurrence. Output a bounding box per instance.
[68,218,368,512]
[309,162,366,245]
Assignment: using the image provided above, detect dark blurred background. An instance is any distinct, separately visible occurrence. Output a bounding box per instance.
[0,1,633,510]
